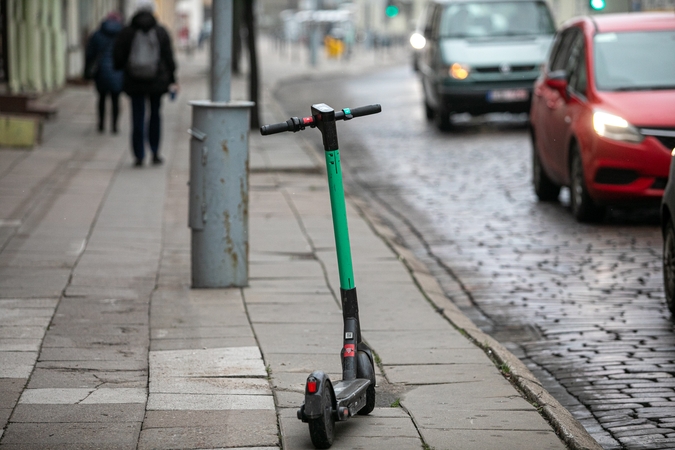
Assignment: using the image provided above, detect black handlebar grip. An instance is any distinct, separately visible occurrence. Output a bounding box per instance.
[260,121,291,136]
[349,104,381,118]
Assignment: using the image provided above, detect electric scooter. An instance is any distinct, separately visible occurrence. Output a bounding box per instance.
[261,103,381,449]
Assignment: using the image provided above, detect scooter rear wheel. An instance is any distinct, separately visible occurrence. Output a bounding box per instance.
[308,381,335,449]
[357,351,376,415]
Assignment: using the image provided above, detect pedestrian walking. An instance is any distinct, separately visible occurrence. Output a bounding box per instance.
[85,11,124,134]
[113,1,178,166]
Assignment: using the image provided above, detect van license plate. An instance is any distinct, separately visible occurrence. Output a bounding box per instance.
[487,89,528,102]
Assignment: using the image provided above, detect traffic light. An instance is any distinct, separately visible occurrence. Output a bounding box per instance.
[589,0,606,11]
[385,1,399,18]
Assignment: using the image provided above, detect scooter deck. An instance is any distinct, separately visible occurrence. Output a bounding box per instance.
[333,378,370,420]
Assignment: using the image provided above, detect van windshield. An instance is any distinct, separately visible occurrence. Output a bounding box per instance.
[439,1,555,39]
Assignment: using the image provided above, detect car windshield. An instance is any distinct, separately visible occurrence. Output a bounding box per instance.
[438,1,555,39]
[594,30,675,91]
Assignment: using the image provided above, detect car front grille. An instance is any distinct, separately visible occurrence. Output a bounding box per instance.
[474,65,537,74]
[640,128,675,150]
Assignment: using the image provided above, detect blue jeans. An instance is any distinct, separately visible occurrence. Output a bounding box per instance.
[130,93,162,162]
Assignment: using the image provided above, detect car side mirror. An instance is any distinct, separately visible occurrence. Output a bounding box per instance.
[545,70,568,97]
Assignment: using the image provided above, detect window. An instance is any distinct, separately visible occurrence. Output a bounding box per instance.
[567,34,587,96]
[549,28,579,73]
[594,30,675,91]
[439,1,555,39]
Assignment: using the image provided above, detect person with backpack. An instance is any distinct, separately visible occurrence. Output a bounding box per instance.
[85,11,124,134]
[113,2,177,166]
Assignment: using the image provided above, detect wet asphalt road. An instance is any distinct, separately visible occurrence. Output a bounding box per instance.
[275,64,674,450]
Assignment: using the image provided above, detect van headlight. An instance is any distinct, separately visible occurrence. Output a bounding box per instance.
[410,33,426,50]
[592,111,643,143]
[449,63,470,80]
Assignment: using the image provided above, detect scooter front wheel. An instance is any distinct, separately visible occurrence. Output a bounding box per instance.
[308,380,335,449]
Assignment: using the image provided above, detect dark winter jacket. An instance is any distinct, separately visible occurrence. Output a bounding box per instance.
[85,19,124,93]
[112,11,177,96]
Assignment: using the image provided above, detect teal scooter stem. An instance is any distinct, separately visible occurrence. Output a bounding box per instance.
[261,103,381,449]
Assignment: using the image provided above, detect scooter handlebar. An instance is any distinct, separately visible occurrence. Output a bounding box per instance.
[260,104,381,135]
[342,104,381,119]
[260,120,292,136]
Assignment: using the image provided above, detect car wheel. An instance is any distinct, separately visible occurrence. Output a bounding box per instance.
[532,135,560,201]
[435,107,452,132]
[664,220,675,315]
[569,144,605,222]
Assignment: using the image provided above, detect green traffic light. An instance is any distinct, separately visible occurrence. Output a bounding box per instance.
[385,5,399,17]
[590,0,606,10]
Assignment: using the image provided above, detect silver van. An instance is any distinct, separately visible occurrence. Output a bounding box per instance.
[418,0,556,130]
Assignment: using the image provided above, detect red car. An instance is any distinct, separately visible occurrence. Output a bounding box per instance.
[530,12,675,222]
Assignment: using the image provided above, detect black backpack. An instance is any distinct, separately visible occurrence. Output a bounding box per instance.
[127,27,160,79]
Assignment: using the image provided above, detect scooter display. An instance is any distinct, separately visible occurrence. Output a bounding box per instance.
[261,103,381,448]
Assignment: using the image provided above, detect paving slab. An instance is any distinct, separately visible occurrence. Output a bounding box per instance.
[253,323,342,354]
[146,393,275,411]
[383,362,503,385]
[0,352,38,378]
[248,260,327,279]
[264,353,343,375]
[37,347,147,362]
[0,378,24,428]
[0,422,141,449]
[0,326,49,340]
[81,388,147,404]
[0,312,52,328]
[27,368,146,389]
[0,339,43,352]
[42,331,148,348]
[18,388,93,404]
[246,301,343,324]
[422,428,566,450]
[150,325,253,340]
[34,360,147,371]
[150,376,270,396]
[149,347,267,378]
[10,404,146,423]
[150,336,258,351]
[243,291,334,304]
[64,284,153,300]
[139,410,278,450]
[0,267,71,298]
[18,387,146,405]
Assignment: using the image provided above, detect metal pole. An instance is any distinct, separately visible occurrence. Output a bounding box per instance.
[211,0,232,102]
[189,0,252,288]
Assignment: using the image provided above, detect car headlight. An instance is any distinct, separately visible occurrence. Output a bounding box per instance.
[592,111,643,143]
[449,63,470,80]
[410,33,426,50]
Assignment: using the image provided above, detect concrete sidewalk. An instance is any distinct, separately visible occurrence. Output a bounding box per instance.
[0,39,598,449]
